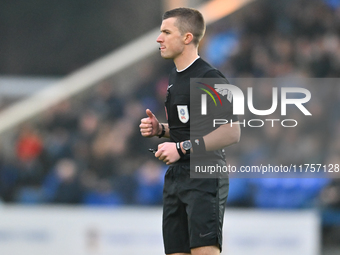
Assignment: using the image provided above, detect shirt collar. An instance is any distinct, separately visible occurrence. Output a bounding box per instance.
[176,56,200,72]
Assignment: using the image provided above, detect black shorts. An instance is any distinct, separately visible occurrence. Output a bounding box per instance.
[162,162,229,254]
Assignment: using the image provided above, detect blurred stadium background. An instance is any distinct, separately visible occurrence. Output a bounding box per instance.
[0,0,339,254]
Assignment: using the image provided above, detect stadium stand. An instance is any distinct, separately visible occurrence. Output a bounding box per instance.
[0,0,339,249]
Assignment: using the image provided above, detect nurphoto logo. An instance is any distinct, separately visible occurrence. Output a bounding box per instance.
[199,83,312,128]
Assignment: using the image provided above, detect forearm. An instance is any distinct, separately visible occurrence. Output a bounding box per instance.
[203,122,240,151]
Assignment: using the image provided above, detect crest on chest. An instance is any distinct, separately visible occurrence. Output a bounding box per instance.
[177,105,189,123]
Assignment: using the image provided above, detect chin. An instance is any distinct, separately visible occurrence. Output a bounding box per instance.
[160,53,172,59]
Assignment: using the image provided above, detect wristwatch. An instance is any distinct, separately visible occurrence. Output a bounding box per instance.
[182,140,192,155]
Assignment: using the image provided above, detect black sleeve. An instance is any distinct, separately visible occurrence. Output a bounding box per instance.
[203,70,238,123]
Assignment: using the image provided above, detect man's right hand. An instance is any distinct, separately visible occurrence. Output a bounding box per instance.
[139,109,161,137]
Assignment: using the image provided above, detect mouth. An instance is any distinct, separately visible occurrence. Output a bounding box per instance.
[159,46,165,51]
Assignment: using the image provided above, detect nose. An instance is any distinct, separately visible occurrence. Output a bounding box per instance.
[156,33,163,43]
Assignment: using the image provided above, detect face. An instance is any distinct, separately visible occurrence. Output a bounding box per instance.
[156,17,185,60]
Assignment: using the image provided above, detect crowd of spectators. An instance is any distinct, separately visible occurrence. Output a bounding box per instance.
[0,58,172,206]
[201,0,340,209]
[0,0,339,220]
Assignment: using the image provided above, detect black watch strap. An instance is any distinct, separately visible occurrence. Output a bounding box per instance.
[158,123,165,138]
[176,142,185,158]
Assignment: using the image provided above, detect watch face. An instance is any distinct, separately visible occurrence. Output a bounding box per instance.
[183,140,192,151]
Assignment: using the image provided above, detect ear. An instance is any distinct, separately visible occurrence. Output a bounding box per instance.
[183,32,194,45]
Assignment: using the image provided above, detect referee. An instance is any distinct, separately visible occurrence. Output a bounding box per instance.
[139,8,240,255]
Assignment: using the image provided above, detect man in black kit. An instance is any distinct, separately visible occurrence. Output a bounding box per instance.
[139,7,240,255]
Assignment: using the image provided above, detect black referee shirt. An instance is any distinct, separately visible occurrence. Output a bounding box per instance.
[164,57,238,162]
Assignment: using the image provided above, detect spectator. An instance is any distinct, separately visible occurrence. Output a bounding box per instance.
[43,158,84,204]
[134,160,165,205]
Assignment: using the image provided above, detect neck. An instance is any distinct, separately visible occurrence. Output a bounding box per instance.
[174,46,199,71]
